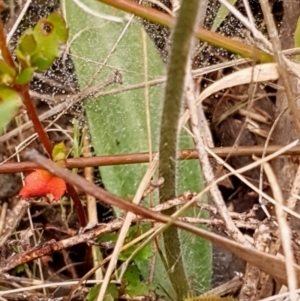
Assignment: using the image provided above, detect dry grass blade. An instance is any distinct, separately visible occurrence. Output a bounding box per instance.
[96,154,159,301]
[0,200,29,248]
[180,63,279,129]
[185,69,249,244]
[262,161,297,300]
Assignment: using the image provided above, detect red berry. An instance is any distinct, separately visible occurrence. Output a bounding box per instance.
[19,169,66,201]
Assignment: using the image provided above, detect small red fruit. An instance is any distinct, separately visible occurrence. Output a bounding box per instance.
[19,169,66,201]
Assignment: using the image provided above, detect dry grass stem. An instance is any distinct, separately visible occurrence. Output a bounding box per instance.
[217,0,272,50]
[180,63,279,130]
[204,140,300,220]
[185,69,248,244]
[0,202,7,234]
[240,222,276,301]
[6,0,33,42]
[200,276,243,297]
[83,135,103,280]
[96,154,159,301]
[262,161,298,300]
[0,200,29,248]
[258,107,287,218]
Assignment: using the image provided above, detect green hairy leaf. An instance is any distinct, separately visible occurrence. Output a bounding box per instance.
[0,61,16,85]
[0,87,21,134]
[65,0,211,298]
[16,12,68,72]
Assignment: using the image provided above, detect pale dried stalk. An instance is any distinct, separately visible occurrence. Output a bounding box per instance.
[0,202,7,235]
[185,69,249,245]
[262,161,297,300]
[287,167,300,211]
[204,140,300,220]
[200,276,243,297]
[96,155,159,301]
[240,222,275,301]
[83,136,103,280]
[217,0,271,50]
[0,200,29,248]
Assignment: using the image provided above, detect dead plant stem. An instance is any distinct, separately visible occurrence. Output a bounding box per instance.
[185,70,249,245]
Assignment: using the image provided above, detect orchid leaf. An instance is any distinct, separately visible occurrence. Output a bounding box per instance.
[65,0,211,298]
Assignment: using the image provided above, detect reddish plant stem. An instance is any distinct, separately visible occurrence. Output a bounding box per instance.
[17,86,54,156]
[66,183,87,227]
[0,20,15,68]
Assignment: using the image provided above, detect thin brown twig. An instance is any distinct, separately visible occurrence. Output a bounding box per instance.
[2,144,300,174]
[0,18,52,157]
[96,0,274,62]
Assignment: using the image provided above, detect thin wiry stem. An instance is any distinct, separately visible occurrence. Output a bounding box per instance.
[158,0,201,298]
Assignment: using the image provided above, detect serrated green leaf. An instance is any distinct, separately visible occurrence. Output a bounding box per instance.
[86,283,118,301]
[119,243,153,262]
[65,0,211,298]
[0,87,21,134]
[123,265,154,297]
[123,265,139,286]
[0,60,16,85]
[295,17,300,61]
[16,32,37,67]
[0,86,21,103]
[52,142,67,161]
[16,67,34,85]
[98,233,118,243]
[16,12,68,72]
